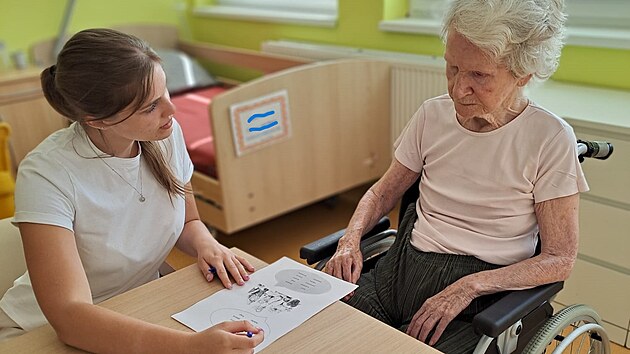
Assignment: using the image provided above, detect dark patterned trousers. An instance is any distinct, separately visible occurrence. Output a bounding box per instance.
[345,204,504,354]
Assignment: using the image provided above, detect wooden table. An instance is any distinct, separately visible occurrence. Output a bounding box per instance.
[0,249,440,353]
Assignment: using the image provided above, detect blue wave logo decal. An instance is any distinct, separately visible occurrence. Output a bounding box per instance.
[249,121,279,132]
[247,110,278,132]
[247,110,275,123]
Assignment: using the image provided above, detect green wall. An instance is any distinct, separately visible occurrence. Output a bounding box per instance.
[189,1,444,62]
[187,0,630,91]
[2,0,629,91]
[0,0,180,62]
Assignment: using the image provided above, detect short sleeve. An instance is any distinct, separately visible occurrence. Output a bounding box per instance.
[533,124,589,203]
[394,104,426,173]
[13,154,75,231]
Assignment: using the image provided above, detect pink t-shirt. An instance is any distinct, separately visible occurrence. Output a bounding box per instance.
[394,94,589,265]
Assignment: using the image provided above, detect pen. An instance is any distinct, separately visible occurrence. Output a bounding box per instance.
[236,331,253,338]
[208,266,217,275]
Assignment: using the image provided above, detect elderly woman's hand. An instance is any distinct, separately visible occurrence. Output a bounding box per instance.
[324,235,363,298]
[197,237,255,289]
[406,278,477,346]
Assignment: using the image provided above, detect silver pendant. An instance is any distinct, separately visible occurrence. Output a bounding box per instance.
[139,195,146,202]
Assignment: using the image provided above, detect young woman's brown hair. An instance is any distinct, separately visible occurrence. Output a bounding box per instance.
[41,28,185,199]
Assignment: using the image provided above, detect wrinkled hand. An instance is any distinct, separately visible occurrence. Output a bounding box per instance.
[197,239,255,289]
[406,280,476,346]
[324,238,363,299]
[191,320,264,354]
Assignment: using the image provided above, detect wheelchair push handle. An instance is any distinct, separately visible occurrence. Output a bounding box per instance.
[577,139,613,162]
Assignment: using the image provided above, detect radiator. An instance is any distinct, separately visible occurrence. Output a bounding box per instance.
[261,40,448,144]
[389,63,447,144]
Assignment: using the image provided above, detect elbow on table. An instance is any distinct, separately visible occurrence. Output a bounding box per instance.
[44,303,90,349]
[51,322,78,349]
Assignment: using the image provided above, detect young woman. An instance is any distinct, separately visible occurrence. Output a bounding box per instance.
[0,28,264,353]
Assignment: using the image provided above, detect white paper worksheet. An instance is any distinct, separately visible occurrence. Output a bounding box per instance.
[172,257,358,352]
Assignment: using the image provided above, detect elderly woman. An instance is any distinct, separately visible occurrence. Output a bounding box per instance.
[325,0,587,352]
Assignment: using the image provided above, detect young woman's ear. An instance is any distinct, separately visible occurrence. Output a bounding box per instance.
[83,117,114,130]
[84,118,104,130]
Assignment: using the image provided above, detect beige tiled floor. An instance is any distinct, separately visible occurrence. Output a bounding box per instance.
[166,183,629,353]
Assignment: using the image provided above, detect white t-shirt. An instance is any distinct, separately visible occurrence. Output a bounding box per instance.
[0,119,193,331]
[395,94,589,265]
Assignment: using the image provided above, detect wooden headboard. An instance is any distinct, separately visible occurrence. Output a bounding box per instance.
[195,59,392,232]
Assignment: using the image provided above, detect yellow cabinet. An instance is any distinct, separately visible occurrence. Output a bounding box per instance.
[0,122,14,218]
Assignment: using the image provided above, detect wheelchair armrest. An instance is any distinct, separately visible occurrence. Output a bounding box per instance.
[299,216,391,265]
[472,281,564,338]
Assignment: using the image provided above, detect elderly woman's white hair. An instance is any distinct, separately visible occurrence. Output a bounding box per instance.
[442,0,567,82]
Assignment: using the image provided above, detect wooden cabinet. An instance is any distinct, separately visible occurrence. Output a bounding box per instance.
[531,82,630,347]
[0,67,68,175]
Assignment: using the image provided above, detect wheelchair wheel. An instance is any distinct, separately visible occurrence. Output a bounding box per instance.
[522,304,610,354]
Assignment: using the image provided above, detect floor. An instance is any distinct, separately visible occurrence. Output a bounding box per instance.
[166,183,629,353]
[166,183,390,269]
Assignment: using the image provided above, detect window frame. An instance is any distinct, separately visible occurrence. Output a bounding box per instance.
[193,0,338,28]
[379,0,630,50]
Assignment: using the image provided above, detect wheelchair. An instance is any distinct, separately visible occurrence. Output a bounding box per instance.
[300,139,613,354]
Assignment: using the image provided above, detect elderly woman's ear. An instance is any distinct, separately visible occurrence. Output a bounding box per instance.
[518,74,533,87]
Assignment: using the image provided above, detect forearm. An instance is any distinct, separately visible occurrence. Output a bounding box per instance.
[175,218,216,257]
[341,159,418,247]
[457,194,580,298]
[341,187,397,246]
[462,253,576,297]
[54,302,191,354]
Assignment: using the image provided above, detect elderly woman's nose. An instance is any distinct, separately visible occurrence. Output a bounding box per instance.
[452,74,473,98]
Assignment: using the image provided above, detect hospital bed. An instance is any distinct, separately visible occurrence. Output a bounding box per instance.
[186,58,393,234]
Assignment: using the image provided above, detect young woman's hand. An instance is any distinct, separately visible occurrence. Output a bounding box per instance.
[191,320,264,353]
[181,184,255,289]
[197,239,255,289]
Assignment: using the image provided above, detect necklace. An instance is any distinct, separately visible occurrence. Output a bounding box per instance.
[88,141,146,203]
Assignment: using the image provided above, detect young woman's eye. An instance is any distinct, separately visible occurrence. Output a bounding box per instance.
[145,101,158,114]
